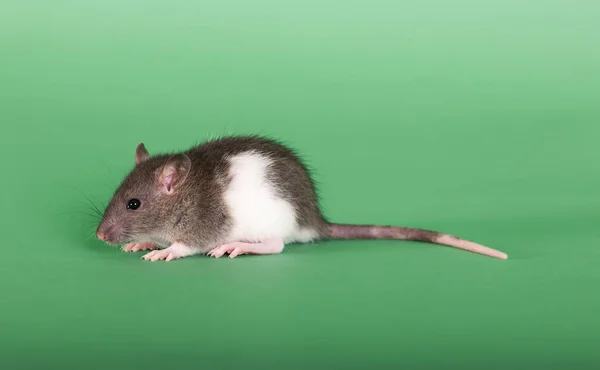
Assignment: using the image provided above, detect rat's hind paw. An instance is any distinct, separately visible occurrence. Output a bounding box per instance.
[122,242,158,252]
[141,242,197,262]
[142,249,178,262]
[207,238,285,259]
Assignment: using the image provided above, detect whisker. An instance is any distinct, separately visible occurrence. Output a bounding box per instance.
[64,184,109,216]
[74,189,105,217]
[52,210,102,222]
[71,210,102,219]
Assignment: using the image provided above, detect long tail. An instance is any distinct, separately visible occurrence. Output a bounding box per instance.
[327,223,507,260]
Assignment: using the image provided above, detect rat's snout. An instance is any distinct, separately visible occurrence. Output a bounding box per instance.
[96,229,109,241]
[96,223,122,244]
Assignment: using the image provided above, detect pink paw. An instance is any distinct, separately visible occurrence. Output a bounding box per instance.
[141,249,180,262]
[141,243,196,262]
[122,242,158,252]
[207,239,284,259]
[207,243,246,259]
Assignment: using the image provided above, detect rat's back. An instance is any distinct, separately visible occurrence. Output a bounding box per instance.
[190,135,329,245]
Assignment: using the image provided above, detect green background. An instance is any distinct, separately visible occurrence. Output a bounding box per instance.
[2,1,599,369]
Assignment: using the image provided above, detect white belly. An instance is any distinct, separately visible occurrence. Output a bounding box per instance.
[222,151,318,244]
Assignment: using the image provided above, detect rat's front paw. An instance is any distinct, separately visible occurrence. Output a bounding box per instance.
[122,242,158,252]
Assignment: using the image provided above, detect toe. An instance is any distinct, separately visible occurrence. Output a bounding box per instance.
[142,251,155,260]
[229,247,242,258]
[209,248,224,258]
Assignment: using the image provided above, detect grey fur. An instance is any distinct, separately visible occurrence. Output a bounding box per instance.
[97,135,329,252]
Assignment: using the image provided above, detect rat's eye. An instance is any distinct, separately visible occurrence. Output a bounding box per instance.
[126,198,141,210]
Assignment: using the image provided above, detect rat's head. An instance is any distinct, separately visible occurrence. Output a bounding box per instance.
[96,143,192,245]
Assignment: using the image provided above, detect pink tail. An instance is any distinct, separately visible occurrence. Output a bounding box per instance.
[327,223,507,260]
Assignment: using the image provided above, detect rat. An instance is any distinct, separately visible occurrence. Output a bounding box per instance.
[95,135,508,261]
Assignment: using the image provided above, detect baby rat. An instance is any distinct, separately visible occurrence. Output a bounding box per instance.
[96,135,508,261]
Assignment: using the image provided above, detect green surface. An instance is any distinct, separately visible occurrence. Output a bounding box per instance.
[2,1,600,369]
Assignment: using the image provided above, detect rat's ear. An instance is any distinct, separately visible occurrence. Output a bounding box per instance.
[135,143,150,165]
[158,154,191,194]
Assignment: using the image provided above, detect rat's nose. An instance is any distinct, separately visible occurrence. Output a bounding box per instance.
[96,224,112,242]
[96,230,108,241]
[96,224,122,243]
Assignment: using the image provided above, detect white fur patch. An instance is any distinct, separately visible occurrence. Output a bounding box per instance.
[223,151,318,244]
